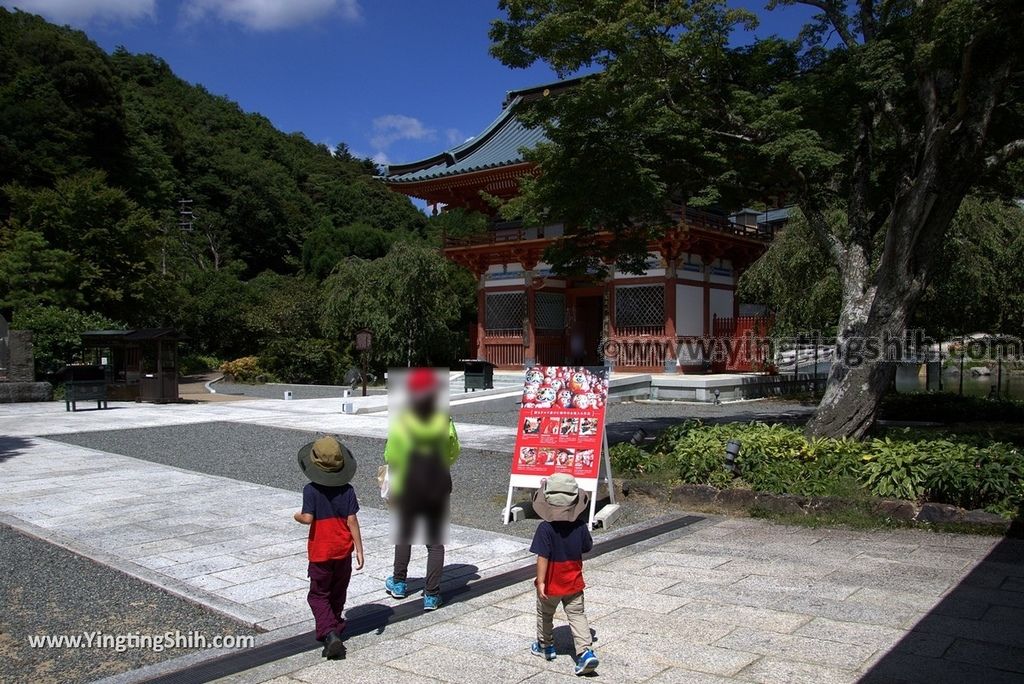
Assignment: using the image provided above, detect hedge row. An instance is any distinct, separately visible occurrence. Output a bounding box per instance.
[610,421,1024,516]
[879,393,1024,423]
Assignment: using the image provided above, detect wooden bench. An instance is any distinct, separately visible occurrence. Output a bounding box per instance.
[65,380,108,412]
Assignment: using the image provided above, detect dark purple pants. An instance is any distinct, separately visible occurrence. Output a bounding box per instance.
[307,556,352,640]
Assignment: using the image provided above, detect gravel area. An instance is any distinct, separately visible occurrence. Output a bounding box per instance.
[0,525,256,684]
[456,398,816,442]
[47,422,659,540]
[213,382,385,400]
[214,376,522,401]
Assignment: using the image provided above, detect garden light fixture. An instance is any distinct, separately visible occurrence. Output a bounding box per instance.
[724,440,741,475]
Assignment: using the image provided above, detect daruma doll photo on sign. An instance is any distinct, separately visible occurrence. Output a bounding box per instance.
[512,366,609,480]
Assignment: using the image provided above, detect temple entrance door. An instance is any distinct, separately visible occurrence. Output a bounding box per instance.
[570,295,604,366]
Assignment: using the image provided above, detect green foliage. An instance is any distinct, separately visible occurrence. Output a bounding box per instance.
[260,338,347,385]
[178,353,221,376]
[12,305,123,376]
[880,393,1024,424]
[3,171,159,322]
[0,226,79,309]
[738,209,842,335]
[321,243,469,371]
[302,220,393,280]
[915,197,1024,338]
[219,356,273,384]
[611,420,1024,515]
[0,7,433,364]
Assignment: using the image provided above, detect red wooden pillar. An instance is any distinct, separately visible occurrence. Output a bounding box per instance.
[664,257,678,340]
[702,257,712,337]
[471,258,487,360]
[664,257,678,373]
[524,271,537,365]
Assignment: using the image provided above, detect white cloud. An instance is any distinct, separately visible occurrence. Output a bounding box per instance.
[369,114,435,151]
[445,128,464,146]
[182,0,359,31]
[1,0,156,24]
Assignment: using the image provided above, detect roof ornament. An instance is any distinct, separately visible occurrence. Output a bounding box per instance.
[443,151,457,167]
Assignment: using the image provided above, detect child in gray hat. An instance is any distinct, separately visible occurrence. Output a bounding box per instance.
[529,473,598,675]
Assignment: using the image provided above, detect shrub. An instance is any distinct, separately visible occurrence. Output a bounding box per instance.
[179,354,221,376]
[219,356,273,383]
[12,305,124,377]
[615,420,1024,515]
[880,392,1024,423]
[260,339,345,385]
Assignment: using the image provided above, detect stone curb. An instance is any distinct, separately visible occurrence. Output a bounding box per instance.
[618,480,1012,531]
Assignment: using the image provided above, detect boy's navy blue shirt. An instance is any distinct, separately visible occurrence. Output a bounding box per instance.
[530,519,593,596]
[302,483,359,562]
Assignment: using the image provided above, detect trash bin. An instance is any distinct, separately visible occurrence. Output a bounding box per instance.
[462,359,495,392]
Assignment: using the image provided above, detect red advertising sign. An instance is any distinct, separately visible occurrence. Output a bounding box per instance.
[511,366,610,480]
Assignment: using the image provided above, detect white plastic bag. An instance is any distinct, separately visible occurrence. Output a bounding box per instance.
[377,464,390,500]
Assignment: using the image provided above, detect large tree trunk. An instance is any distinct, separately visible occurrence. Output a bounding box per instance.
[804,232,912,439]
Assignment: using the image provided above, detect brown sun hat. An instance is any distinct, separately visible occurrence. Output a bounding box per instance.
[532,473,590,523]
[297,436,358,487]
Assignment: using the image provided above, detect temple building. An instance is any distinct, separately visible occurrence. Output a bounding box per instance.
[383,81,786,372]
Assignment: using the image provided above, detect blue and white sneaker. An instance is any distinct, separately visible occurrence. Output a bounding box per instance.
[423,594,442,611]
[531,641,557,661]
[574,649,599,675]
[385,576,407,599]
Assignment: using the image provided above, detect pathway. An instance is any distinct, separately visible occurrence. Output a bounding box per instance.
[198,517,1020,684]
[0,437,532,633]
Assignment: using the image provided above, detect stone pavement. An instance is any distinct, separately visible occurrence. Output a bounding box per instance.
[0,437,533,632]
[0,398,518,451]
[198,517,1021,684]
[4,399,1023,684]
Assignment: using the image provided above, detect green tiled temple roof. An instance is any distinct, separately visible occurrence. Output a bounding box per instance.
[384,97,546,184]
[383,79,584,185]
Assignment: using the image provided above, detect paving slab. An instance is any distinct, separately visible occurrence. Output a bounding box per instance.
[0,437,532,630]
[128,514,1017,684]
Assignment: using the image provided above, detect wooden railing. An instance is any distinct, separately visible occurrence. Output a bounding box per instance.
[483,341,524,367]
[710,314,774,372]
[613,324,666,337]
[536,335,564,365]
[444,206,777,250]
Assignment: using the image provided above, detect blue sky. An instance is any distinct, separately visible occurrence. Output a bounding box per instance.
[2,1,816,168]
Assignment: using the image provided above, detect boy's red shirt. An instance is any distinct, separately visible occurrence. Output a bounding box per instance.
[530,519,593,596]
[302,483,358,562]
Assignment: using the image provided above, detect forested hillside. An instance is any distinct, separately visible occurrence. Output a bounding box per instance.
[0,9,473,380]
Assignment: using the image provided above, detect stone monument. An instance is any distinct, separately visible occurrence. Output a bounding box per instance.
[0,314,53,402]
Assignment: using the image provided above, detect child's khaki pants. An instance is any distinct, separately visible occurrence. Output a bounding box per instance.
[537,591,591,655]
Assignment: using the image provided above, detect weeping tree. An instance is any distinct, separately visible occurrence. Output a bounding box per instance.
[490,0,1024,438]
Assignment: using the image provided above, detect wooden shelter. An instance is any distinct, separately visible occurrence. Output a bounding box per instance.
[80,329,184,402]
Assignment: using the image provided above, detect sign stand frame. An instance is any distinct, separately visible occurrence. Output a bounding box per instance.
[503,427,618,529]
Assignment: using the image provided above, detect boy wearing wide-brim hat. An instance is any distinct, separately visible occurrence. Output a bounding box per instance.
[529,473,599,676]
[293,436,364,659]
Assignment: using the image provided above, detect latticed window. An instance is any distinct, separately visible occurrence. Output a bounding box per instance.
[615,285,664,332]
[485,292,525,335]
[535,292,566,332]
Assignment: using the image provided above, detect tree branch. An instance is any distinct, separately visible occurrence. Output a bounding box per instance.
[986,138,1024,170]
[802,205,846,268]
[793,0,858,47]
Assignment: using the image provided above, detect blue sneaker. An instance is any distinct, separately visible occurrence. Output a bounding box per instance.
[574,649,599,675]
[531,642,557,661]
[423,594,442,611]
[385,576,407,599]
